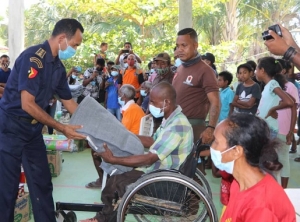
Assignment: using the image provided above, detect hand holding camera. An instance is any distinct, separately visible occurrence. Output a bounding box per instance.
[263,24,300,56]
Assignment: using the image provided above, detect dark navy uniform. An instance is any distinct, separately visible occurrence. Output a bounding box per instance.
[0,41,72,222]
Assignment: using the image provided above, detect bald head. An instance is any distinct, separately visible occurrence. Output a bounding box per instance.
[151,82,176,104]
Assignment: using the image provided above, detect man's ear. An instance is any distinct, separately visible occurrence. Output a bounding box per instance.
[194,42,198,52]
[57,33,67,44]
[165,99,171,107]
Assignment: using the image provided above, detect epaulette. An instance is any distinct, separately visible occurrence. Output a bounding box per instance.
[35,48,46,59]
[29,48,46,68]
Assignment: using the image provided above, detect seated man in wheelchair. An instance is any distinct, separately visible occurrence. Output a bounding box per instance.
[81,82,193,222]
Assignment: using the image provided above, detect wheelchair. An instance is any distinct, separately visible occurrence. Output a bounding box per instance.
[55,139,218,222]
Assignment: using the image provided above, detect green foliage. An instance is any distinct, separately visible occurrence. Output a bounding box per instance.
[0,0,299,74]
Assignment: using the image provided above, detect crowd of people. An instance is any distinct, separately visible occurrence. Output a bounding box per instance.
[0,18,299,222]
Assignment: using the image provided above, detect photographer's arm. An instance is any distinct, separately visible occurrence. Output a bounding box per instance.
[82,71,97,87]
[115,50,123,65]
[265,27,300,69]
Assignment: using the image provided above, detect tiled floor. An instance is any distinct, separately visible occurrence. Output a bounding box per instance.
[29,147,300,221]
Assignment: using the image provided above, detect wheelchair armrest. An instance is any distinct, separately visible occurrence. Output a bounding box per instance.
[143,169,180,177]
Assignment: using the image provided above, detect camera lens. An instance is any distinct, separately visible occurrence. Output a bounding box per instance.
[262,30,273,41]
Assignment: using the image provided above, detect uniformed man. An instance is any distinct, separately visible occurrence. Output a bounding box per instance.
[0,18,86,222]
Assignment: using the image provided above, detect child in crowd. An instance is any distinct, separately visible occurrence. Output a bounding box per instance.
[231,71,242,93]
[272,59,298,188]
[256,57,294,139]
[217,71,235,122]
[94,42,108,65]
[231,63,261,114]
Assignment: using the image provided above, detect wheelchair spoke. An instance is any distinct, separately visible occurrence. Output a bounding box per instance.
[118,172,218,222]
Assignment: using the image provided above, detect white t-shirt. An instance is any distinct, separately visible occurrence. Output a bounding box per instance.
[257,79,280,132]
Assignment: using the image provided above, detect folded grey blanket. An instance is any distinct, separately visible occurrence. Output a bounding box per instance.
[69,96,144,175]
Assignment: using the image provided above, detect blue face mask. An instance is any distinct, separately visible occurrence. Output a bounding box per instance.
[71,74,77,79]
[140,90,147,97]
[59,39,76,60]
[118,96,125,107]
[149,100,166,118]
[210,146,236,174]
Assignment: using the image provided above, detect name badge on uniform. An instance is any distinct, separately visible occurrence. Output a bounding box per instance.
[183,75,193,86]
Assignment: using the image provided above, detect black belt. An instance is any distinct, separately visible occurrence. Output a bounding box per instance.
[0,107,38,124]
[17,116,39,124]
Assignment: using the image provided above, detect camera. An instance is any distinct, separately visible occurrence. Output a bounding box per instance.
[262,24,282,41]
[122,49,130,53]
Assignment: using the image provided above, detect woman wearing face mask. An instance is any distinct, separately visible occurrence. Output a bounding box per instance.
[212,113,295,222]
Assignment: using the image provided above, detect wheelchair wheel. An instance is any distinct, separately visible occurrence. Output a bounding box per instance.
[194,168,212,197]
[117,172,218,222]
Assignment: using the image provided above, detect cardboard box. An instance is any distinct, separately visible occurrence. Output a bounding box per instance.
[14,193,30,222]
[47,150,62,177]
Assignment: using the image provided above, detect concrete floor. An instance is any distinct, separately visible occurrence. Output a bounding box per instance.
[28,147,300,221]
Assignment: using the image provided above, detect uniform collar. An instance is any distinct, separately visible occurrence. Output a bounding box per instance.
[42,40,60,64]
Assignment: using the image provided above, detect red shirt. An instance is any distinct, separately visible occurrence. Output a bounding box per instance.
[221,173,295,222]
[219,170,234,206]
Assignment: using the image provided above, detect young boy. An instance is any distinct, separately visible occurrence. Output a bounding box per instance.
[218,71,235,122]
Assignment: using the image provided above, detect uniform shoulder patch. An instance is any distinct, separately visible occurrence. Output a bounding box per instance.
[35,48,46,58]
[28,67,38,79]
[30,57,43,68]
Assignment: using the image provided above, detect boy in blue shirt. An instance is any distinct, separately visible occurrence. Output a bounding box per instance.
[218,71,234,122]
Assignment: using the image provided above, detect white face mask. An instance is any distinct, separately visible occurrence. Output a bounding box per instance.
[111,71,119,77]
[175,58,182,67]
[210,145,236,174]
[149,100,166,118]
[118,96,125,107]
[124,63,128,68]
[140,90,147,97]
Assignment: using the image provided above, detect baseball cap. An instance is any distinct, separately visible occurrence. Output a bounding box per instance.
[154,53,171,62]
[111,65,121,70]
[202,52,215,64]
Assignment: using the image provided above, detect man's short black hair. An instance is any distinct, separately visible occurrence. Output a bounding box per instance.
[124,42,132,48]
[96,58,105,67]
[177,28,198,42]
[0,54,9,59]
[100,42,108,47]
[107,61,115,66]
[52,18,84,39]
[219,71,233,86]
